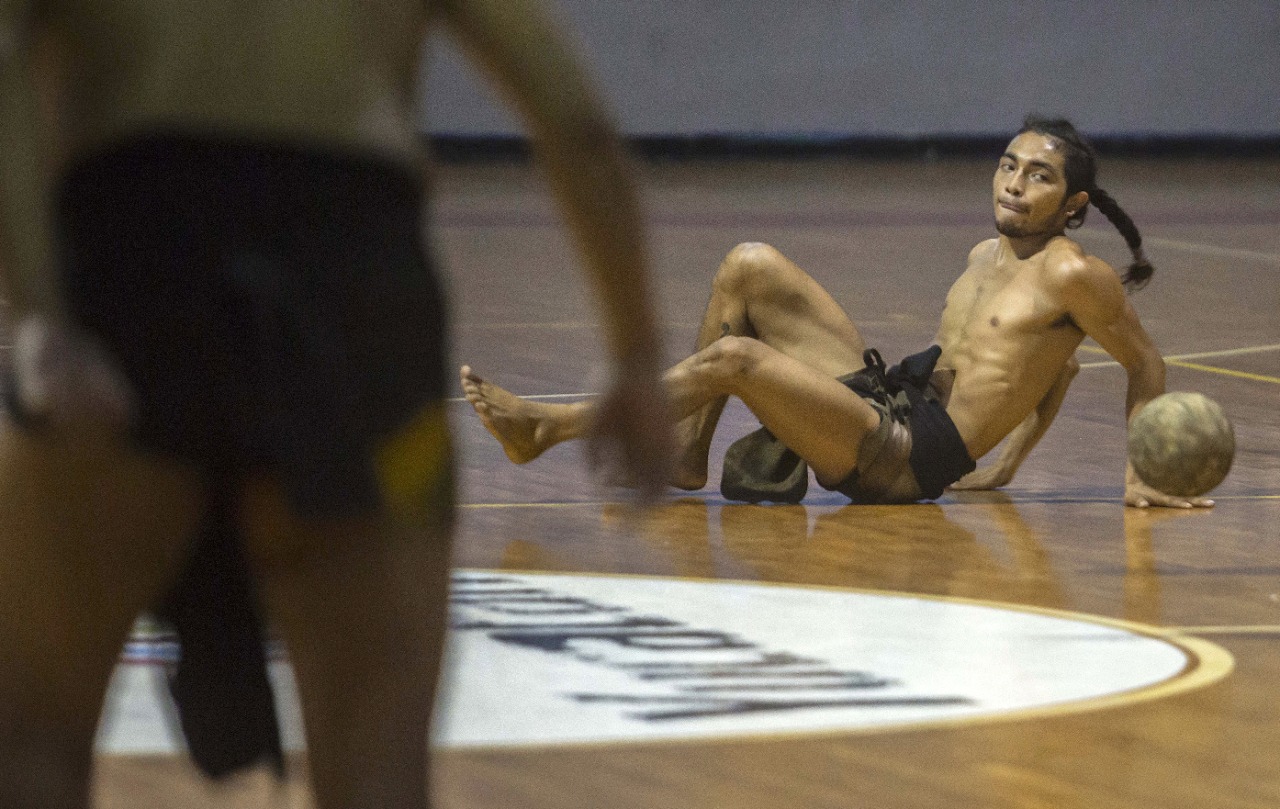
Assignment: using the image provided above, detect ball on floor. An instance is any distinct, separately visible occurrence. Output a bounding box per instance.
[1128,391,1234,497]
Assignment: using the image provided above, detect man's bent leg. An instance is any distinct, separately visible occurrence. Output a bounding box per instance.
[0,422,206,809]
[673,243,871,487]
[708,243,868,372]
[464,242,872,483]
[466,322,878,487]
[667,336,881,485]
[243,447,454,809]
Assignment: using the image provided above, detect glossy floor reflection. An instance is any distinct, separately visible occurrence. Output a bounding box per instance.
[96,154,1280,808]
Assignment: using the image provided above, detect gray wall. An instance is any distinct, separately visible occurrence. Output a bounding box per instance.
[420,1,1280,138]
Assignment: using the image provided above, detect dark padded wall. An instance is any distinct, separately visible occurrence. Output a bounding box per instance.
[419,1,1279,139]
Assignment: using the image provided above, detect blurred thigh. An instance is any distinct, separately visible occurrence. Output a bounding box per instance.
[241,408,455,809]
[0,419,205,731]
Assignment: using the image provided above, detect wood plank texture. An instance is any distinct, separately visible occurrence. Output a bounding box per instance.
[94,154,1280,808]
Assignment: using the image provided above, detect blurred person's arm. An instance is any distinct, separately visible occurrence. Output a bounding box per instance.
[436,0,657,372]
[436,0,673,497]
[0,7,132,424]
[0,5,60,317]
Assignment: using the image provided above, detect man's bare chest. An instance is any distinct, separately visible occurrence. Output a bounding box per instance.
[942,266,1078,346]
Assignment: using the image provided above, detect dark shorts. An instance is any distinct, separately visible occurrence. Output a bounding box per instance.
[720,346,975,504]
[822,346,976,502]
[2,134,455,780]
[35,133,450,519]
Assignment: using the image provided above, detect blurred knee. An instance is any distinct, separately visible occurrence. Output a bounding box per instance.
[715,242,786,295]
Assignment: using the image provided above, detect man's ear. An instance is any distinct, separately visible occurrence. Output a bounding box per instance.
[1065,190,1089,217]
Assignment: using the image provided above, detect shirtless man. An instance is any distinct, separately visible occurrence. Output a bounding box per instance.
[0,1,669,808]
[462,117,1214,510]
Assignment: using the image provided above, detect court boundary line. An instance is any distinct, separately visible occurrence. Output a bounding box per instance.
[1074,343,1280,384]
[1167,626,1280,636]
[447,342,1280,403]
[1093,343,1280,363]
[1079,231,1280,265]
[1158,359,1280,385]
[459,493,1280,509]
[449,392,592,402]
[1141,236,1280,265]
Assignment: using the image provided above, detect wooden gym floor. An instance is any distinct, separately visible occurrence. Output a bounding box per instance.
[95,152,1279,807]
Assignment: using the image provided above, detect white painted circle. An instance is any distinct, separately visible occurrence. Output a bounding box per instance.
[97,570,1231,753]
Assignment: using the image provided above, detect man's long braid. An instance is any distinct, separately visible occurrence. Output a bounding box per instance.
[1019,116,1154,292]
[1088,187,1154,290]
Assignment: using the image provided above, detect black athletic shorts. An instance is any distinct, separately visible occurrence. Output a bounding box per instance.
[36,133,450,518]
[824,346,976,502]
[721,346,975,504]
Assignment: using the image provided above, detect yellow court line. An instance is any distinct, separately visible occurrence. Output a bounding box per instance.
[1165,343,1280,362]
[1162,359,1280,385]
[1165,626,1280,636]
[1078,343,1280,383]
[1079,342,1280,362]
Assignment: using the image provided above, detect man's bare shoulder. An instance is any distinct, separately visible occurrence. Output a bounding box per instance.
[1039,237,1128,320]
[967,238,999,264]
[1041,237,1121,289]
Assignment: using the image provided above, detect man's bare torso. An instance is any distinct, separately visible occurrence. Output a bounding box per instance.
[935,235,1089,460]
[30,0,432,169]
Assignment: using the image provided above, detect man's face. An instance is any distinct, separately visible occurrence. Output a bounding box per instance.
[992,132,1073,239]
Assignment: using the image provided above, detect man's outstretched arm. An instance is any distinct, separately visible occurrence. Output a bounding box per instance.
[1054,255,1212,508]
[949,356,1078,491]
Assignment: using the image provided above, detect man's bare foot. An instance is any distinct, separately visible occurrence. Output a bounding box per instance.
[459,365,572,464]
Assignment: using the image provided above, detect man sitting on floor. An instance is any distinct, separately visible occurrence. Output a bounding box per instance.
[461,117,1213,510]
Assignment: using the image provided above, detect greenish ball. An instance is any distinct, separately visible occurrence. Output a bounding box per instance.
[1128,392,1235,497]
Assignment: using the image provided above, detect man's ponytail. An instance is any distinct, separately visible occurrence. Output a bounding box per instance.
[1019,117,1155,293]
[1089,187,1154,291]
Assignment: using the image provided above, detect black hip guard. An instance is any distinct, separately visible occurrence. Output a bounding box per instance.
[720,346,974,504]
